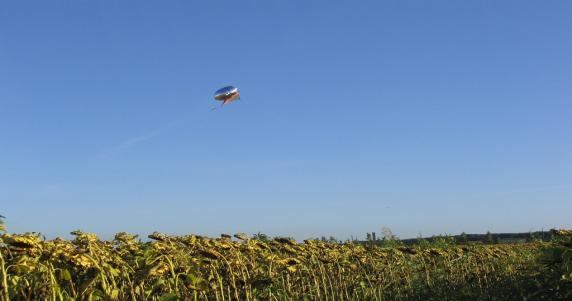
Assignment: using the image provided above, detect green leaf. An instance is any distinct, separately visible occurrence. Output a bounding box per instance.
[59,269,72,281]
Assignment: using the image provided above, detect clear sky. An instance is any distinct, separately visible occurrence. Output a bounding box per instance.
[1,1,571,240]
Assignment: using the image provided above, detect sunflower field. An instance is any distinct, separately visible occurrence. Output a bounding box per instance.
[0,229,571,301]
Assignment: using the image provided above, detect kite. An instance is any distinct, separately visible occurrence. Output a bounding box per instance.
[213,86,240,108]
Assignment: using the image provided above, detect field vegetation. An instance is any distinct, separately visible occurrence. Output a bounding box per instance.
[0,222,571,300]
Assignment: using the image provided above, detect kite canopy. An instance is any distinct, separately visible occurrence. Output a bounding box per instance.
[214,86,240,105]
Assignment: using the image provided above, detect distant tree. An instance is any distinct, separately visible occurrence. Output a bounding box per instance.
[485,231,494,244]
[372,232,376,241]
[458,232,469,244]
[328,236,338,244]
[528,231,541,242]
[0,215,5,232]
[366,233,372,241]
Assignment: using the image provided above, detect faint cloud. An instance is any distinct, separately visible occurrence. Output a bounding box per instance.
[97,115,188,160]
[98,129,160,160]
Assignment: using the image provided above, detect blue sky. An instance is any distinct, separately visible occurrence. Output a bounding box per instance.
[1,1,571,240]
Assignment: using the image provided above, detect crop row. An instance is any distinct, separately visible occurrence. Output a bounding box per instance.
[0,231,563,300]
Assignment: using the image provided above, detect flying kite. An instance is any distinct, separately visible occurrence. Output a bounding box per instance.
[213,86,240,108]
